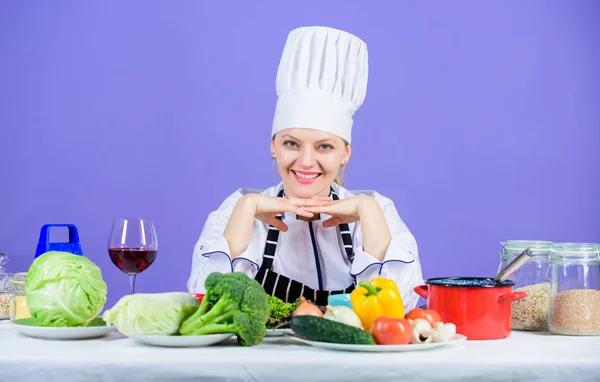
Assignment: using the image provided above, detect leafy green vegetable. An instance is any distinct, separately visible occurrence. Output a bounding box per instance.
[267,295,301,329]
[25,251,107,327]
[103,292,199,336]
[179,272,270,346]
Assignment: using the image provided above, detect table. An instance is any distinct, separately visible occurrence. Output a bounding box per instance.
[0,321,598,382]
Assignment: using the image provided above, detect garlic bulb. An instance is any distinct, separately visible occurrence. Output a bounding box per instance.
[323,305,363,329]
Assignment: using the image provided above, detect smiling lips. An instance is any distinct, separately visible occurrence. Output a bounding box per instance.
[292,170,322,184]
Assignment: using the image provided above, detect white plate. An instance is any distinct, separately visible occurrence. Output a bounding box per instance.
[130,333,234,347]
[286,333,467,352]
[266,328,293,337]
[11,317,115,340]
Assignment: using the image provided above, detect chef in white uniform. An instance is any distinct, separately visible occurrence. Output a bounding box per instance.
[187,26,424,311]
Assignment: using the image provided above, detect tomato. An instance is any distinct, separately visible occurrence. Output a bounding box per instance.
[370,316,412,345]
[406,308,442,328]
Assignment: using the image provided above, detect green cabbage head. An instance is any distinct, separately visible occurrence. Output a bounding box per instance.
[26,251,108,327]
[103,292,199,336]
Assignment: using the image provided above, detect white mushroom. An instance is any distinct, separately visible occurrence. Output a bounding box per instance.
[410,318,435,344]
[432,322,457,343]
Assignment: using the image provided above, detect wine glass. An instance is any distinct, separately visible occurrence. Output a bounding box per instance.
[108,218,158,294]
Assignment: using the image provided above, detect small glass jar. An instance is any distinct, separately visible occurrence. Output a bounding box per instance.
[498,240,553,331]
[548,243,600,336]
[9,272,31,320]
[0,253,14,320]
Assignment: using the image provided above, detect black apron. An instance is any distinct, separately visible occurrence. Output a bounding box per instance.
[254,186,356,306]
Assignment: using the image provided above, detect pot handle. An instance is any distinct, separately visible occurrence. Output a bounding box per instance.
[497,291,527,304]
[414,285,429,299]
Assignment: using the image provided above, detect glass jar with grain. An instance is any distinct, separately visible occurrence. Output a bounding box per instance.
[549,243,600,336]
[9,272,31,320]
[498,240,552,331]
[0,253,14,320]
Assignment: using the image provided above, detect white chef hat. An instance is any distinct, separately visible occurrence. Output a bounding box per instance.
[271,26,369,144]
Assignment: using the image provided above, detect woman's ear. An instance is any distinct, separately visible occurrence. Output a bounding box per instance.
[270,138,276,159]
[343,144,352,166]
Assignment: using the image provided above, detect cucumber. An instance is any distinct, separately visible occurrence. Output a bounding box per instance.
[290,315,375,345]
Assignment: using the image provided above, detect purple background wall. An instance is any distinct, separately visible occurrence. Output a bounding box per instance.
[1,0,599,309]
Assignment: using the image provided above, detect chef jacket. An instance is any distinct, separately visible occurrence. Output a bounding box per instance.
[186,182,424,312]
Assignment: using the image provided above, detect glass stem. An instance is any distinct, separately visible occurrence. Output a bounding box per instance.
[128,274,137,294]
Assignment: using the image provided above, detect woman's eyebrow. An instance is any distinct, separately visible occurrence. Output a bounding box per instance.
[315,139,335,144]
[280,134,334,145]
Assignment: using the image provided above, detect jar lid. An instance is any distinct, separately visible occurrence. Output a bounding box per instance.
[0,253,13,279]
[0,253,13,291]
[502,240,553,254]
[550,242,600,262]
[0,253,8,267]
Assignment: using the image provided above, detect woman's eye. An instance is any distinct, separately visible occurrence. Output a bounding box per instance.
[284,141,298,148]
[319,144,334,150]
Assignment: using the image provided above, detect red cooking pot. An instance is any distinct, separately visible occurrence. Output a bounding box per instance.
[414,277,527,340]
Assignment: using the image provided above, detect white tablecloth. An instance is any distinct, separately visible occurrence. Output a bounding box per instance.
[0,321,598,382]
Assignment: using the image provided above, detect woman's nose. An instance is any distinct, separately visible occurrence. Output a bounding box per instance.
[299,147,316,168]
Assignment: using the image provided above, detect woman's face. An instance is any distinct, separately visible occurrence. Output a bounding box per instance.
[271,128,351,198]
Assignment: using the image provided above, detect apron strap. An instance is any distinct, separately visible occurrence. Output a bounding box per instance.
[330,189,355,263]
[258,188,285,271]
[254,185,356,304]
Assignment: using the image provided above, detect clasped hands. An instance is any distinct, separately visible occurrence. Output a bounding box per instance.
[247,194,375,232]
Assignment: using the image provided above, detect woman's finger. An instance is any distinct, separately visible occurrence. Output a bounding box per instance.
[322,217,344,228]
[302,205,332,214]
[288,206,314,218]
[285,196,331,203]
[285,195,331,200]
[284,198,331,208]
[267,217,288,232]
[309,196,332,201]
[285,196,332,203]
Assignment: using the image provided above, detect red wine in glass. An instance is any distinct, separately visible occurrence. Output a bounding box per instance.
[108,218,158,294]
[108,248,158,274]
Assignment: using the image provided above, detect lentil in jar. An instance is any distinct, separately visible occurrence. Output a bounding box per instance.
[549,289,600,335]
[0,293,11,319]
[512,282,550,331]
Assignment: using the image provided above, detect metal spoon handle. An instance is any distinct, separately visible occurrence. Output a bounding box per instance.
[495,248,532,283]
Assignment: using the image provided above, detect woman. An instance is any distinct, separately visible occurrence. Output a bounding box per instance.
[187,26,424,311]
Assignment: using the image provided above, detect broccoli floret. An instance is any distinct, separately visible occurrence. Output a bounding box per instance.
[242,279,271,318]
[196,272,223,312]
[233,279,270,344]
[227,271,253,285]
[179,273,245,334]
[232,311,265,346]
[179,272,270,346]
[204,272,223,291]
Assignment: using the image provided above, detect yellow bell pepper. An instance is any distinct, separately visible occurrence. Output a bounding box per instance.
[350,278,405,332]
